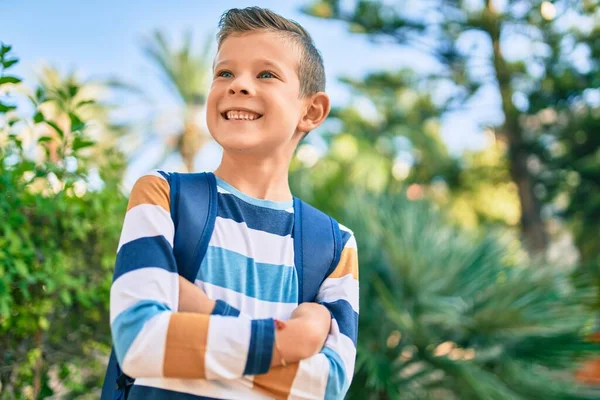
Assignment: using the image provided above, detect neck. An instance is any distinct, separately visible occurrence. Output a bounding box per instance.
[214,148,294,202]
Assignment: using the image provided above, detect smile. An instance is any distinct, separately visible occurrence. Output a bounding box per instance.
[221,110,263,121]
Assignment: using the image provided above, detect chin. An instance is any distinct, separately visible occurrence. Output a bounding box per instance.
[213,131,266,153]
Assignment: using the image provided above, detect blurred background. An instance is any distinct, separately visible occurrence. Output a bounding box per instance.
[1,0,600,398]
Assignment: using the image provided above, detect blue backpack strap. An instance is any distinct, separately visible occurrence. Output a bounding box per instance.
[101,349,132,400]
[170,172,218,282]
[293,198,343,303]
[101,171,217,400]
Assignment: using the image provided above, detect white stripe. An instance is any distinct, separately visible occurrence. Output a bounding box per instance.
[196,280,297,320]
[344,234,357,250]
[121,312,170,378]
[110,268,179,323]
[117,204,174,253]
[324,319,356,384]
[289,353,330,399]
[316,275,359,314]
[288,321,355,400]
[339,223,354,235]
[134,377,272,399]
[205,315,253,380]
[211,216,295,266]
[145,170,168,181]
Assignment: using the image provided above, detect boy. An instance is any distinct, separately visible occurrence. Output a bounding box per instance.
[110,7,358,400]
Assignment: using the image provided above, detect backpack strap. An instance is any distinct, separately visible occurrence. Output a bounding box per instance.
[293,198,344,303]
[101,349,132,400]
[101,171,217,400]
[168,172,218,282]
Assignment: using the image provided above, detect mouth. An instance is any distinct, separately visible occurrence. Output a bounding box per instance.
[221,110,264,121]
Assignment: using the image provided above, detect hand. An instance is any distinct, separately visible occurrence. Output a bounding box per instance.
[290,303,331,345]
[271,303,332,367]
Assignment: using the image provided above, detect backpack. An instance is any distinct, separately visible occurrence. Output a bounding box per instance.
[101,172,344,400]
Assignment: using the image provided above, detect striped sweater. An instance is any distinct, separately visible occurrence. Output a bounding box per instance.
[110,170,359,399]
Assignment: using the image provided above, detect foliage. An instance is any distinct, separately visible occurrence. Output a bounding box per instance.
[290,68,518,231]
[138,30,214,172]
[519,13,600,304]
[302,0,599,254]
[30,63,135,165]
[0,43,127,399]
[340,188,599,399]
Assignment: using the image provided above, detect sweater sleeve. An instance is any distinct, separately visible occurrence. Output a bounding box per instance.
[250,228,359,400]
[110,171,275,380]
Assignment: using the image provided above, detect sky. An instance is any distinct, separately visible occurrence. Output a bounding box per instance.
[2,0,502,181]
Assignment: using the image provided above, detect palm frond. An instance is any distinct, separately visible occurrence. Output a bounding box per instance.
[342,191,600,399]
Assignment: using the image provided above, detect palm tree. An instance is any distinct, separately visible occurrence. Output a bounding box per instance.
[29,64,132,168]
[140,30,214,172]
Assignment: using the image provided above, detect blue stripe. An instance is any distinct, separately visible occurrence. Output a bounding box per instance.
[217,193,294,237]
[321,299,358,345]
[111,300,170,365]
[243,318,275,375]
[322,346,348,399]
[129,385,224,399]
[198,247,298,304]
[114,236,177,282]
[211,299,240,316]
[340,229,352,248]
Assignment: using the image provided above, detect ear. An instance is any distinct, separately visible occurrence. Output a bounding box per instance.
[297,92,331,133]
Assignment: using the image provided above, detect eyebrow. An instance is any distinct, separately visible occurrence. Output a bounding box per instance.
[213,59,286,74]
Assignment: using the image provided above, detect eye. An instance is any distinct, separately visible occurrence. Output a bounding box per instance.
[258,71,275,79]
[216,70,233,78]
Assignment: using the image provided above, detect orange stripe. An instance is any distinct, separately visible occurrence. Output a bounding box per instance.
[328,247,358,280]
[164,313,209,379]
[127,175,170,212]
[252,363,300,400]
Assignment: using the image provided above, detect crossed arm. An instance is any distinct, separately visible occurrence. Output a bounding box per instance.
[110,172,358,399]
[177,275,332,368]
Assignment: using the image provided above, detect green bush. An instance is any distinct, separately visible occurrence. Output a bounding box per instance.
[342,190,599,399]
[0,43,127,399]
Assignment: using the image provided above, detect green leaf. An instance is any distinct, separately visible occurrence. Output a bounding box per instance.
[67,83,79,98]
[39,316,50,331]
[0,76,22,85]
[72,137,96,151]
[59,290,72,306]
[0,44,12,56]
[37,136,53,143]
[33,111,45,123]
[46,121,64,138]
[2,58,18,69]
[13,259,29,276]
[75,99,95,108]
[69,113,85,132]
[0,103,16,113]
[35,86,46,102]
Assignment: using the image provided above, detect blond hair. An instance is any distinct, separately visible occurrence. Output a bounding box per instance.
[216,7,326,97]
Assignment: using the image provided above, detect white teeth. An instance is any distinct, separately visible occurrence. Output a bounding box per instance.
[225,110,261,120]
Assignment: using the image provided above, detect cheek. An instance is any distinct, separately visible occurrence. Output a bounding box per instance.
[268,94,298,121]
[205,91,220,125]
[206,89,217,112]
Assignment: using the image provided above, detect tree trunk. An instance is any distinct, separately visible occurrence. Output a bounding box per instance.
[180,107,210,172]
[484,1,548,254]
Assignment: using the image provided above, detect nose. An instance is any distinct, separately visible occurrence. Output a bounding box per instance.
[227,75,254,96]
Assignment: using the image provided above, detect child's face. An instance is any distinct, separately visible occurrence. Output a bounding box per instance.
[206,31,308,155]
